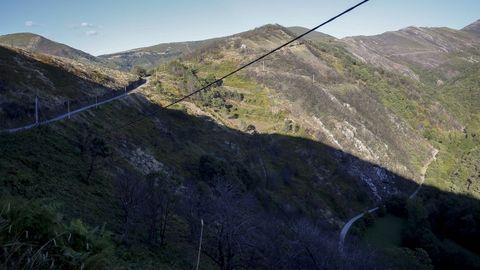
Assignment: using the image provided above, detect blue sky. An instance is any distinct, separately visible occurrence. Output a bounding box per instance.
[0,0,479,56]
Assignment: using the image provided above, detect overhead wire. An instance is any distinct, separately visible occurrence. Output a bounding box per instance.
[19,0,371,171]
[107,0,370,133]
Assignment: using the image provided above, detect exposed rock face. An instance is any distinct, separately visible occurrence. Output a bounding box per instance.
[128,147,170,176]
[335,149,409,201]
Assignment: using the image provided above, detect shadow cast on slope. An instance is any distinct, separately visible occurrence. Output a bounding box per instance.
[1,91,479,269]
[0,45,143,129]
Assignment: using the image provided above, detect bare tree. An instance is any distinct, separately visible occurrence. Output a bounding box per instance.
[200,182,260,270]
[84,137,110,183]
[113,171,144,242]
[74,124,110,184]
[74,124,94,158]
[249,218,292,270]
[179,180,211,242]
[178,181,383,270]
[141,173,177,246]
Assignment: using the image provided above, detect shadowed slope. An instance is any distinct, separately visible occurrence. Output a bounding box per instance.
[0,45,141,128]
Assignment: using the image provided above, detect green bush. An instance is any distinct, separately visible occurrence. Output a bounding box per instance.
[0,196,113,269]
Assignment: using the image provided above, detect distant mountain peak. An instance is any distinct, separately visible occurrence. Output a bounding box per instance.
[462,19,480,35]
[0,32,98,63]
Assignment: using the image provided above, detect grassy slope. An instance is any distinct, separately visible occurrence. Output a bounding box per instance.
[0,46,139,128]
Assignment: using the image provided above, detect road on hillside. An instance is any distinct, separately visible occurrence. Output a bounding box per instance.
[1,78,150,134]
[338,148,439,249]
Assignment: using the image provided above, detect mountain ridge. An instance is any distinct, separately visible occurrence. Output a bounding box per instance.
[0,32,102,63]
[462,19,480,34]
[97,24,334,71]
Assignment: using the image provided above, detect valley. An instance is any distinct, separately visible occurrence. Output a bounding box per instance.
[0,12,479,270]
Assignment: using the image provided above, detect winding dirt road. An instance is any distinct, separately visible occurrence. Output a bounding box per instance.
[1,78,149,134]
[339,147,439,249]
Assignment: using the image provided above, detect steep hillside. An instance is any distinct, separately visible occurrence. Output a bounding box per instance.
[148,23,480,268]
[0,45,140,128]
[0,32,104,65]
[343,21,480,198]
[338,21,480,269]
[153,24,437,200]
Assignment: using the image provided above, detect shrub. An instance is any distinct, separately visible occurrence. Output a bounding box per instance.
[131,66,147,77]
[0,196,113,269]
